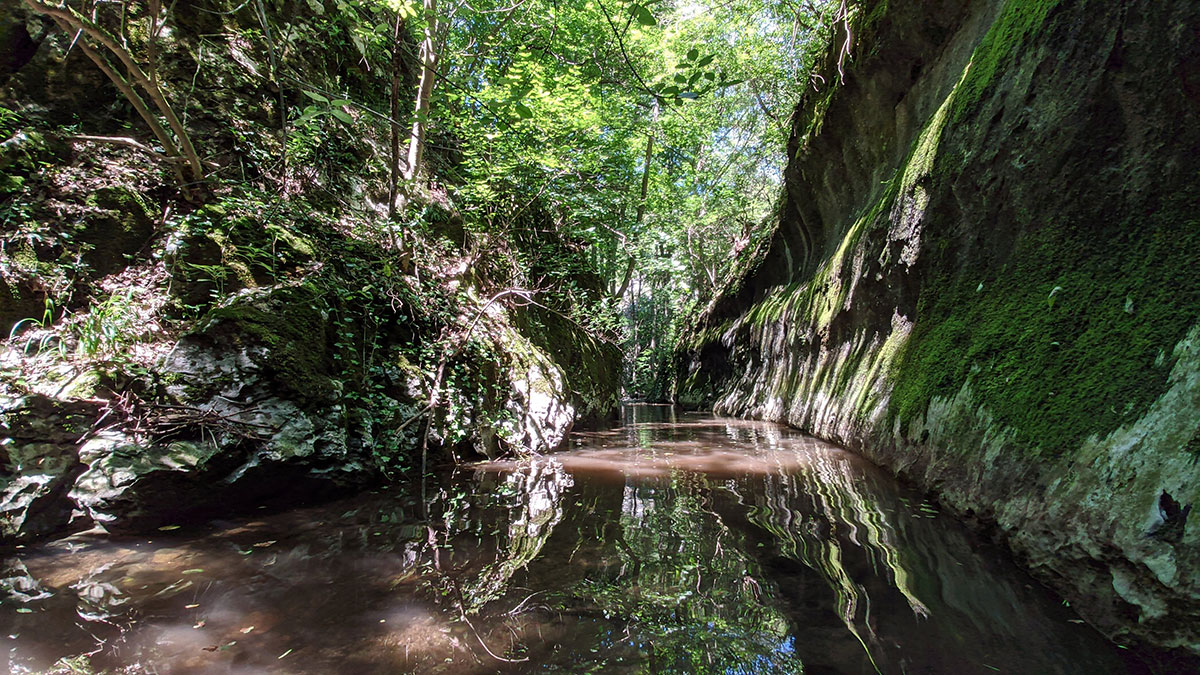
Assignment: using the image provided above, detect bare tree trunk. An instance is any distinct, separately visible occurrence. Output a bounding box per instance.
[255,0,286,181]
[389,12,406,220]
[633,102,657,226]
[404,0,439,182]
[45,16,186,186]
[614,254,636,299]
[615,101,658,300]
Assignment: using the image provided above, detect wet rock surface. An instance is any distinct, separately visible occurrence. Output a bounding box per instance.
[677,0,1200,659]
[0,281,612,541]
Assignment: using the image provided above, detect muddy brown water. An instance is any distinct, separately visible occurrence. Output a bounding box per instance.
[0,405,1156,673]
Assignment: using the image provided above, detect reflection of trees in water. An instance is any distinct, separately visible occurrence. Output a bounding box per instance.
[741,447,927,671]
[718,415,927,666]
[432,435,927,671]
[0,419,1133,674]
[381,420,1096,672]
[564,470,800,673]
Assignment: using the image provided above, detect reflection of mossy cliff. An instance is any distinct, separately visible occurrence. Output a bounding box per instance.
[676,0,1200,660]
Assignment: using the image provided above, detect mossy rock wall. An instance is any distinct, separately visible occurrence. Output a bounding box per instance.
[676,0,1200,658]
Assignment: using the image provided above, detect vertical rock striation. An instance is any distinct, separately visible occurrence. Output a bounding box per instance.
[677,0,1200,657]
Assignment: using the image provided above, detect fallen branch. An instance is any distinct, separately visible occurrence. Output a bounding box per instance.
[69,135,182,163]
[146,402,278,442]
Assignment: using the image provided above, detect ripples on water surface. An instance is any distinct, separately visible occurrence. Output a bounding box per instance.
[1,405,1149,673]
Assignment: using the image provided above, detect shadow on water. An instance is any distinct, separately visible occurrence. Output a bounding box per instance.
[0,405,1162,673]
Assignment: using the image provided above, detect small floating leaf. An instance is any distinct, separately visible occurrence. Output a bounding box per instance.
[278,649,293,659]
[15,608,32,614]
[158,525,181,531]
[240,626,255,634]
[185,604,200,609]
[182,569,205,575]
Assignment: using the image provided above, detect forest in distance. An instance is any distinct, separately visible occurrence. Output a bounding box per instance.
[3,0,845,399]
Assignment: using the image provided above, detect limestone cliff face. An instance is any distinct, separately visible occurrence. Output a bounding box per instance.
[677,0,1200,657]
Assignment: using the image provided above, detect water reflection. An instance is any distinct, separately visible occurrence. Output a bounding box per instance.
[0,406,1151,673]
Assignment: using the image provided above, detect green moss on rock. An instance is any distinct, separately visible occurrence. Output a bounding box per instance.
[79,186,155,277]
[950,0,1062,124]
[892,201,1200,458]
[201,285,334,405]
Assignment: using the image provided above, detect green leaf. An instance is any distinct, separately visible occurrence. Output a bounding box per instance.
[295,106,321,125]
[330,99,353,107]
[695,54,715,68]
[630,4,656,25]
[329,109,353,124]
[301,90,329,103]
[686,47,699,61]
[514,102,534,119]
[678,91,698,99]
[674,73,687,84]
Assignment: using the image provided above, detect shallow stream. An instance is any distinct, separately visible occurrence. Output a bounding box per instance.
[1,406,1148,673]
